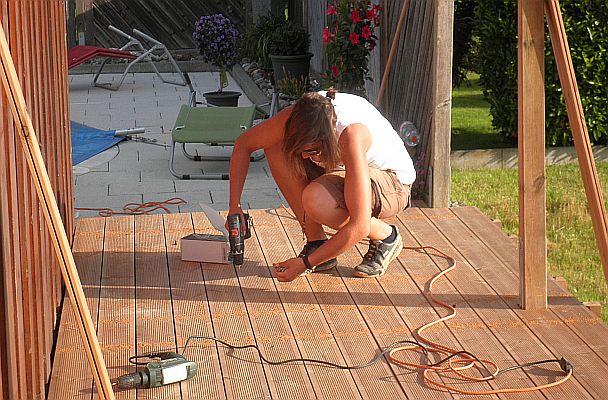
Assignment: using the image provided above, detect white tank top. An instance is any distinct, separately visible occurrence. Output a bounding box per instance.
[320,91,416,185]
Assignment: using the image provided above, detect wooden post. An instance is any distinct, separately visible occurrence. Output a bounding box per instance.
[0,25,116,400]
[545,0,608,292]
[66,0,76,48]
[518,0,547,309]
[377,0,410,107]
[75,0,93,45]
[430,0,454,208]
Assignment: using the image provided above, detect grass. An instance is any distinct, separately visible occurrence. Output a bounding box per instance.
[451,164,608,322]
[451,73,511,150]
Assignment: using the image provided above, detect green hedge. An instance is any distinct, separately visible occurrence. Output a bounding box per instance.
[475,1,608,146]
[453,0,477,88]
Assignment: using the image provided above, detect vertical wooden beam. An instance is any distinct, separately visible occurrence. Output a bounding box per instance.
[75,0,93,45]
[67,0,76,48]
[430,0,453,207]
[3,3,29,398]
[0,24,115,400]
[377,0,410,108]
[545,0,608,292]
[518,0,547,309]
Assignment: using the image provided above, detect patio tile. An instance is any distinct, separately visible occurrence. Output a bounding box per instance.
[109,180,176,196]
[71,71,283,218]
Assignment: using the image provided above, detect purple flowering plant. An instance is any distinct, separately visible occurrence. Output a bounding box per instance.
[323,0,381,96]
[193,14,240,92]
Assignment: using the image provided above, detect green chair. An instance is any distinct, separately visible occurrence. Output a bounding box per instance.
[169,104,265,179]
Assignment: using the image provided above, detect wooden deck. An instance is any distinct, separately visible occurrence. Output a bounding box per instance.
[48,207,608,399]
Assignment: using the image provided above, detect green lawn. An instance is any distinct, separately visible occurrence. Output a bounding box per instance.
[451,74,511,150]
[452,164,608,322]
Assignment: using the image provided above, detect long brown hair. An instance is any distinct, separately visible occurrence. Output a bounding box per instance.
[282,89,340,178]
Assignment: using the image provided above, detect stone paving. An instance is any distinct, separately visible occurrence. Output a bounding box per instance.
[70,71,285,218]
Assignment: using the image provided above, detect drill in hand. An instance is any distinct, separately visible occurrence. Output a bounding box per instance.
[117,352,197,390]
[227,213,251,266]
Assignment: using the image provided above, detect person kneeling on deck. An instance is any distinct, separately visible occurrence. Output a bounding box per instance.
[228,89,416,282]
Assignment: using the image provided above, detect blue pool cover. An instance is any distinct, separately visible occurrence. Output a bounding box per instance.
[71,121,124,165]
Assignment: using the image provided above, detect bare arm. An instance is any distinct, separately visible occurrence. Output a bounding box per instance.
[228,107,293,213]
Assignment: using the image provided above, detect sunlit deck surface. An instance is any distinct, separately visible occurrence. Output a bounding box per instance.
[48,206,608,399]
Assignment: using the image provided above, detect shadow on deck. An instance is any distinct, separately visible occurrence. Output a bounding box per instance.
[48,207,608,399]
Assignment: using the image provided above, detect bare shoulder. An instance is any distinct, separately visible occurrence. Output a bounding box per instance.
[236,106,293,151]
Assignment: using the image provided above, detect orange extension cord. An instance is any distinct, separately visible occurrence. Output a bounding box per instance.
[282,206,573,395]
[389,245,572,395]
[75,197,187,217]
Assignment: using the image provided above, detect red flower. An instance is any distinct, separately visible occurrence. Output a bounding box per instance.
[350,10,362,24]
[366,10,375,21]
[348,32,360,45]
[331,65,340,78]
[361,25,372,40]
[323,27,334,44]
[327,5,337,15]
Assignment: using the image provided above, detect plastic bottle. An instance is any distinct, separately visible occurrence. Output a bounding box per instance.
[399,121,420,147]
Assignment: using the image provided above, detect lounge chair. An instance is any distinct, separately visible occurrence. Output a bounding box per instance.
[168,74,267,180]
[68,25,186,91]
[68,46,137,69]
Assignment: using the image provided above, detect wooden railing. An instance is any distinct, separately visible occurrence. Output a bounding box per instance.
[0,1,73,399]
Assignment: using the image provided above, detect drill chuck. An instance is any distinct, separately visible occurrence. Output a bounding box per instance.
[117,370,148,390]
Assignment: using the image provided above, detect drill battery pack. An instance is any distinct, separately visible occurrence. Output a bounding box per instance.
[180,233,230,264]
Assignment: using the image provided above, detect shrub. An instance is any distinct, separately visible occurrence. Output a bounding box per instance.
[475,0,608,146]
[452,0,477,88]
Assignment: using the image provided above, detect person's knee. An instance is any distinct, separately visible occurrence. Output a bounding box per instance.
[302,182,338,219]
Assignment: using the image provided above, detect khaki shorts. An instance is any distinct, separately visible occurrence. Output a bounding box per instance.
[304,160,410,219]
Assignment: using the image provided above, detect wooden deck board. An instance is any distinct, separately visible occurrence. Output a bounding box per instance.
[163,213,225,400]
[277,208,439,399]
[134,215,180,400]
[448,207,606,398]
[276,208,410,399]
[49,207,608,399]
[48,218,105,399]
[191,213,271,400]
[408,208,583,399]
[256,209,362,399]
[96,216,136,400]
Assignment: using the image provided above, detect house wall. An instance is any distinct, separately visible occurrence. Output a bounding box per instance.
[0,1,73,399]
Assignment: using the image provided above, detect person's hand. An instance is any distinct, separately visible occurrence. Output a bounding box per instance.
[273,257,307,282]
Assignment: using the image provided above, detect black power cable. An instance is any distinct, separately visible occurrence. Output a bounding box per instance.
[129,335,572,380]
[180,335,427,370]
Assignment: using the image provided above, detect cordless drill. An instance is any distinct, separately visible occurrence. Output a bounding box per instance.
[117,352,197,390]
[226,213,251,266]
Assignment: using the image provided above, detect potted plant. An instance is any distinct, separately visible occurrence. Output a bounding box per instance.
[268,21,313,94]
[323,0,382,97]
[239,13,286,70]
[193,13,241,106]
